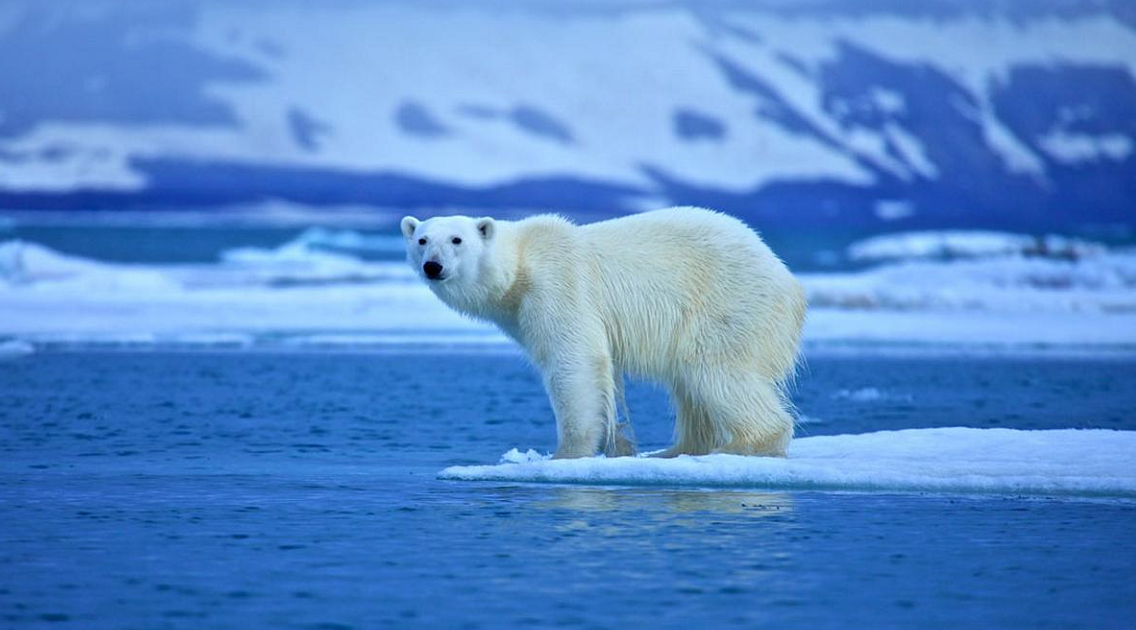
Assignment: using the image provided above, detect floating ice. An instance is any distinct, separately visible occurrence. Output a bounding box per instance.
[439,428,1136,498]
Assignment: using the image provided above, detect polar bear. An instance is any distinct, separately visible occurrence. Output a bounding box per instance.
[400,207,806,459]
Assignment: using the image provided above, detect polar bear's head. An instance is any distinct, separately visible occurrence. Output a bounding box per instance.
[400,215,496,285]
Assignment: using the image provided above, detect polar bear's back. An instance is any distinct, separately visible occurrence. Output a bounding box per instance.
[580,207,769,265]
[576,207,804,381]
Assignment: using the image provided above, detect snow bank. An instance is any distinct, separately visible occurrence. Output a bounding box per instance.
[0,238,482,340]
[0,237,413,290]
[847,231,1108,262]
[2,238,1135,349]
[803,250,1136,313]
[803,232,1136,346]
[288,227,406,254]
[217,232,412,286]
[440,428,1136,498]
[0,240,90,284]
[0,239,176,290]
[221,227,405,270]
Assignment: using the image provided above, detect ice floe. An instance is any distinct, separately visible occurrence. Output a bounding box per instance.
[440,428,1136,498]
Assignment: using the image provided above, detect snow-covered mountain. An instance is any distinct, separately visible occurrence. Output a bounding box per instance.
[1,0,1134,230]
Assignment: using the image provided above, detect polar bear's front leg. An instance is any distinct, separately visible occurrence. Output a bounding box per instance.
[542,351,615,459]
[516,288,616,459]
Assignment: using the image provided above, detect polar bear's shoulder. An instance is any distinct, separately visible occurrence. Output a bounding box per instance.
[507,214,580,258]
[510,214,576,239]
[580,206,744,234]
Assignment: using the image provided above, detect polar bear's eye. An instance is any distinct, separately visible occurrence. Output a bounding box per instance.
[418,238,427,245]
[452,237,462,245]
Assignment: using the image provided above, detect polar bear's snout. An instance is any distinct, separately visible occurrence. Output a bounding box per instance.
[423,261,444,280]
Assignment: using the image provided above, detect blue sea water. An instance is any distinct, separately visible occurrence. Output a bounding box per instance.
[1,350,1134,629]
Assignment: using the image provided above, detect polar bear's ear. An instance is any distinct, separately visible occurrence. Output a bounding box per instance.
[400,216,419,239]
[476,218,495,241]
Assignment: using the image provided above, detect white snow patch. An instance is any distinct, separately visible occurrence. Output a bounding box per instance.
[978,103,1048,178]
[873,200,915,221]
[439,428,1136,498]
[1037,131,1133,164]
[870,87,906,116]
[498,448,548,465]
[883,123,939,178]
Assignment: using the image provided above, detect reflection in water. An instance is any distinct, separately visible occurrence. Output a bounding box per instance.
[527,487,798,545]
[537,486,795,517]
[516,487,802,596]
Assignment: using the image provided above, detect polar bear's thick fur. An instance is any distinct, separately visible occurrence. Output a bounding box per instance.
[400,207,806,459]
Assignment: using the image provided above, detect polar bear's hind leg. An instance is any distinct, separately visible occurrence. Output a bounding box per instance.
[650,384,717,458]
[685,367,793,457]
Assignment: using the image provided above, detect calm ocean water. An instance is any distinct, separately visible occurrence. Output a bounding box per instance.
[1,350,1134,629]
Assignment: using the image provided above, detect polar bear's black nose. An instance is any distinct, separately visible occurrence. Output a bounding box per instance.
[423,261,444,279]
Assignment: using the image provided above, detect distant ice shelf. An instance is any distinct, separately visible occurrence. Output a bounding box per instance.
[439,428,1136,498]
[2,235,1136,351]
